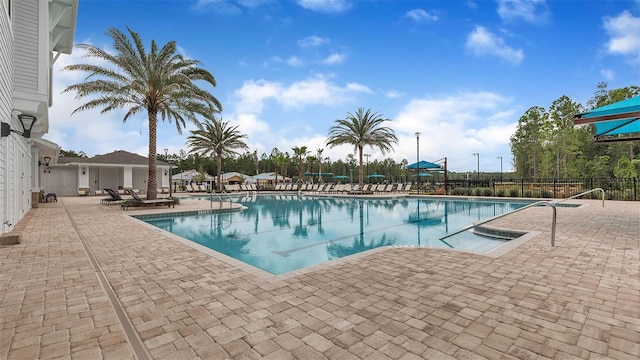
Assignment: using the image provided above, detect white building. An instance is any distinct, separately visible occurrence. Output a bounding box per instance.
[1,0,78,234]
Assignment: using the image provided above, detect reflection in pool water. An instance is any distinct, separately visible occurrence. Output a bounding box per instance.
[142,195,529,275]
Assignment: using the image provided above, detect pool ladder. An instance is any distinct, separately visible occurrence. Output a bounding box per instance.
[210,191,234,209]
[439,188,605,247]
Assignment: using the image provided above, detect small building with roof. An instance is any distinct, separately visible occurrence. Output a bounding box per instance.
[43,150,170,196]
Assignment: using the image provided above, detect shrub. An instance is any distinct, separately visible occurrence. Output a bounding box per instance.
[496,189,505,197]
[541,190,553,198]
[509,189,519,197]
[452,188,466,196]
[474,188,483,196]
[483,188,493,197]
[523,190,532,198]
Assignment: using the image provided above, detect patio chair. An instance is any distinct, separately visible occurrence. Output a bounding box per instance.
[101,188,124,205]
[42,191,57,203]
[121,189,175,210]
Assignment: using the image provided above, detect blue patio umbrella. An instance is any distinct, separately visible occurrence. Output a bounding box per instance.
[367,174,386,178]
[333,175,349,179]
[412,173,433,177]
[405,160,443,170]
[573,95,640,142]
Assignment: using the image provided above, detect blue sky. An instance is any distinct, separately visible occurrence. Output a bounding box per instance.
[48,0,640,173]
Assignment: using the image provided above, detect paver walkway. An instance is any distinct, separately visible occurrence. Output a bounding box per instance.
[1,196,638,359]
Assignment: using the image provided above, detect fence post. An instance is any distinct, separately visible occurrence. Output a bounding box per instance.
[521,179,524,197]
[634,177,637,201]
[553,178,557,198]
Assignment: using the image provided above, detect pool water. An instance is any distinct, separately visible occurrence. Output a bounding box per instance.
[142,195,530,275]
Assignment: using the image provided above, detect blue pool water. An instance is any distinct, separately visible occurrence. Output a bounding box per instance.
[141,195,531,275]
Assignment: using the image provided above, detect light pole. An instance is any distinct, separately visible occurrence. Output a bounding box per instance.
[497,156,503,183]
[415,132,421,194]
[164,148,173,198]
[472,153,479,185]
[364,153,371,183]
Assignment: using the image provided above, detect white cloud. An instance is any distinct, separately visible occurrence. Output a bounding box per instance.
[465,26,524,64]
[287,56,304,67]
[497,0,548,23]
[297,0,351,13]
[603,10,640,64]
[391,92,517,171]
[384,90,404,99]
[321,53,346,65]
[600,69,615,80]
[405,9,438,22]
[298,35,329,48]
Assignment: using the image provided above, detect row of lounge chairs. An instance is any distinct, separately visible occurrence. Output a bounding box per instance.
[185,184,210,192]
[224,184,258,192]
[270,183,412,194]
[100,188,175,210]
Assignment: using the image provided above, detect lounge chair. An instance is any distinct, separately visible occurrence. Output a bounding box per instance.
[121,189,175,210]
[42,191,57,203]
[101,188,124,205]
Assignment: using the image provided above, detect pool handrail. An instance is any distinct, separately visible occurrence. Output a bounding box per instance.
[439,200,558,247]
[211,190,234,209]
[552,188,605,207]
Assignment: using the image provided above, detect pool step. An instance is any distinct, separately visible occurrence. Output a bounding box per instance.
[473,225,526,240]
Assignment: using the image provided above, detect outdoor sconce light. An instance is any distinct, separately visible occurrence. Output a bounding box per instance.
[41,156,52,173]
[164,170,168,176]
[82,168,87,175]
[1,114,37,138]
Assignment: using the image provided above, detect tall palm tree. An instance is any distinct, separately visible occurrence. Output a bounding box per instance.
[292,146,309,182]
[317,148,324,183]
[187,118,248,192]
[63,27,221,199]
[272,152,289,186]
[326,108,398,189]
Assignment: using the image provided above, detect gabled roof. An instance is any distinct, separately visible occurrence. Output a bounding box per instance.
[58,150,168,166]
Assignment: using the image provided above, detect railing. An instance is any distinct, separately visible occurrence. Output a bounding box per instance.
[439,200,558,246]
[210,191,234,209]
[553,188,605,207]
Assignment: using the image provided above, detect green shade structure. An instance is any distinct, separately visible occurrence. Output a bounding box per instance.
[412,173,433,177]
[573,95,640,142]
[367,174,386,178]
[333,175,349,179]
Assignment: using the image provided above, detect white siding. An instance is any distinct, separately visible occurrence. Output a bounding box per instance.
[1,0,13,232]
[12,0,38,93]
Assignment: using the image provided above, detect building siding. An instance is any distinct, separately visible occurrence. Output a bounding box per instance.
[1,0,13,231]
[12,0,38,93]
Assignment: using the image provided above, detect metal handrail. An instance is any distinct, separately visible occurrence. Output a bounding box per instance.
[210,191,234,209]
[552,188,605,207]
[439,200,558,246]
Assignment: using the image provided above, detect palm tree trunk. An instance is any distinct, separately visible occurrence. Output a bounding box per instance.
[358,146,364,188]
[147,112,158,200]
[216,149,222,192]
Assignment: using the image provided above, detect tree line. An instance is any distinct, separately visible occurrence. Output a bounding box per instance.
[510,82,639,179]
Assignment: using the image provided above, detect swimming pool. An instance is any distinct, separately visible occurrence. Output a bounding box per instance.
[140,195,532,275]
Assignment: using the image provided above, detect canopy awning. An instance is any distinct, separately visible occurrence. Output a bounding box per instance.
[573,96,640,142]
[405,160,444,170]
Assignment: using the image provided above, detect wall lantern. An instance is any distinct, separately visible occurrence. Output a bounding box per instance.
[164,169,168,176]
[41,156,52,173]
[1,114,37,138]
[82,168,87,175]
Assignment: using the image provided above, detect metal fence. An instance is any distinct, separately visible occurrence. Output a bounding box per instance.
[444,178,639,201]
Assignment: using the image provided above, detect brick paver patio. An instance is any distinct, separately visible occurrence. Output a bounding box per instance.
[1,195,638,359]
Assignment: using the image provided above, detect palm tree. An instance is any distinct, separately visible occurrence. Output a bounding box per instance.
[317,148,324,183]
[326,108,398,189]
[272,152,289,186]
[63,27,221,199]
[187,117,248,192]
[291,146,309,182]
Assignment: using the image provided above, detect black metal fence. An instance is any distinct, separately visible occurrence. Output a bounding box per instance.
[442,178,639,201]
